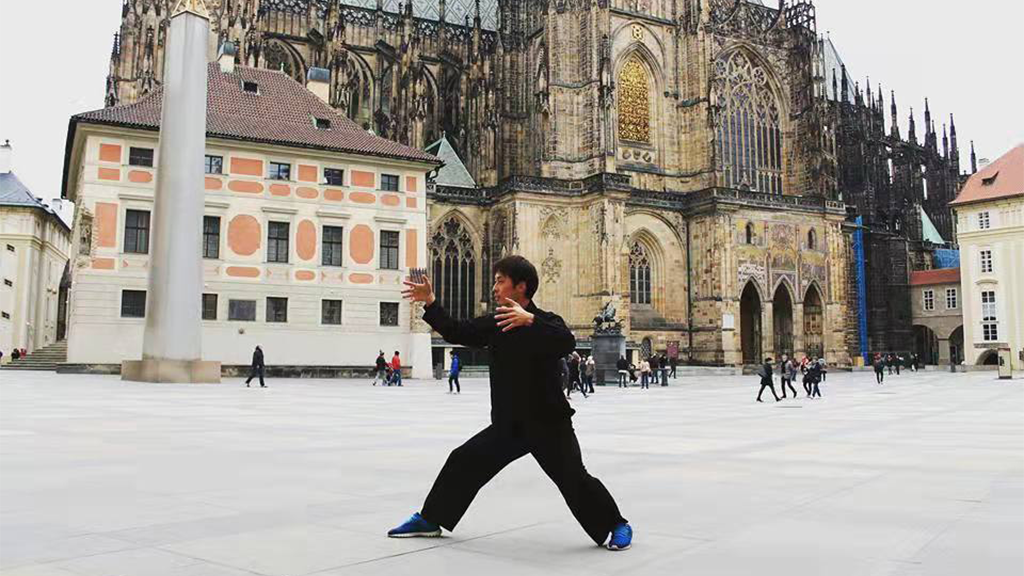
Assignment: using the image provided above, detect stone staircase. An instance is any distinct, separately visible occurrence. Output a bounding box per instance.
[2,340,67,371]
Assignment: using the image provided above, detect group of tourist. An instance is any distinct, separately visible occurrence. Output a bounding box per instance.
[872,352,920,383]
[756,354,827,402]
[614,354,677,388]
[557,351,596,398]
[372,350,404,387]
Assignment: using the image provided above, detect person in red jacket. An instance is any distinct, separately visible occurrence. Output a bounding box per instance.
[391,351,402,386]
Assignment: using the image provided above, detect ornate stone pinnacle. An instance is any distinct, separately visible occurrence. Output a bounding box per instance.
[172,0,210,19]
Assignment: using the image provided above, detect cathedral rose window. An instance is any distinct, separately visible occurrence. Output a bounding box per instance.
[618,58,651,144]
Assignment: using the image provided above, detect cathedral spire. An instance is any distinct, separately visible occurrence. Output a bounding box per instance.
[908,107,917,144]
[890,91,900,139]
[866,77,872,110]
[840,64,848,102]
[942,124,949,159]
[950,113,959,157]
[970,140,977,173]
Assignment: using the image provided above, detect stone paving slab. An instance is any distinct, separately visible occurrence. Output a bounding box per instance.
[1,370,1021,575]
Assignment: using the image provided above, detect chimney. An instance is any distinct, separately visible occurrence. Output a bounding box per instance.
[306,67,330,104]
[217,41,236,74]
[0,140,11,174]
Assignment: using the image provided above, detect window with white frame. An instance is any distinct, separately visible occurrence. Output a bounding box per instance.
[980,249,993,273]
[922,289,935,311]
[981,291,997,341]
[945,288,957,309]
[978,211,990,230]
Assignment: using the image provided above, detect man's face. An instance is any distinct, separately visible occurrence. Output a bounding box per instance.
[492,272,526,304]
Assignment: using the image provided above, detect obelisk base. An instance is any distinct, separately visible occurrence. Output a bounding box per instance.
[122,359,221,383]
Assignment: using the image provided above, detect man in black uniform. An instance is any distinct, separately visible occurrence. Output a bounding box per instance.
[389,256,632,550]
[245,345,265,388]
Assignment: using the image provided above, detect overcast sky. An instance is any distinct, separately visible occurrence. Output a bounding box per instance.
[1,0,1021,199]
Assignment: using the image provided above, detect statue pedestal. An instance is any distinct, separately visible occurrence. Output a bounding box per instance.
[592,331,626,386]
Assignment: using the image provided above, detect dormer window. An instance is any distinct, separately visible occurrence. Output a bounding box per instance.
[242,81,259,94]
[314,117,331,130]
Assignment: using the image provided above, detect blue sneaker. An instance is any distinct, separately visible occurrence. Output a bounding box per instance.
[387,512,441,538]
[607,522,632,550]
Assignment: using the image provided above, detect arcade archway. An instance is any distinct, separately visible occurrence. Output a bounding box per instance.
[740,282,762,364]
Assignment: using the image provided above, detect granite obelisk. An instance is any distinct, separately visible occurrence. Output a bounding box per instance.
[122,0,220,383]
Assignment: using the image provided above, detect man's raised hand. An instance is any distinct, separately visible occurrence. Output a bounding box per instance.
[402,275,436,306]
[496,298,535,332]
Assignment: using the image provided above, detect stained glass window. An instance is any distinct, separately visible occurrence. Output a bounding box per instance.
[629,242,652,305]
[430,217,476,320]
[714,50,783,194]
[618,58,650,144]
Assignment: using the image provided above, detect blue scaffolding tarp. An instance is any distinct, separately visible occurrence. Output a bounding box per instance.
[934,249,960,269]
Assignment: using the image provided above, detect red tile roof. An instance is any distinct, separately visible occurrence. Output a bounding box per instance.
[74,64,440,165]
[950,144,1023,206]
[909,268,961,286]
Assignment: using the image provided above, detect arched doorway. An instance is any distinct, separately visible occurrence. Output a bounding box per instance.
[740,282,762,364]
[773,284,794,359]
[803,285,824,360]
[978,350,999,365]
[949,326,964,365]
[913,325,940,365]
[56,261,71,341]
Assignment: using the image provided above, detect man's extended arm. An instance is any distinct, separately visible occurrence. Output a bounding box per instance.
[423,301,495,348]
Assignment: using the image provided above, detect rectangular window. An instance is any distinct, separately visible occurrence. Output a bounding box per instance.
[128,147,154,167]
[322,225,344,266]
[946,288,958,310]
[922,289,934,311]
[980,249,993,273]
[202,293,218,320]
[324,168,344,186]
[380,230,399,270]
[268,161,291,181]
[322,299,343,325]
[381,174,400,192]
[203,216,220,259]
[379,302,399,327]
[267,221,290,263]
[228,299,256,321]
[1,311,9,320]
[3,279,11,287]
[204,155,223,175]
[124,209,150,254]
[981,291,997,341]
[121,289,146,318]
[266,297,288,323]
[6,244,14,252]
[978,212,990,230]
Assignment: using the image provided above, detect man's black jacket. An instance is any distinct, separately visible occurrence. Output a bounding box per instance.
[251,348,264,368]
[423,299,576,425]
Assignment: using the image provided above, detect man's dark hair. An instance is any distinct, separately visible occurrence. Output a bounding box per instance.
[394,350,399,355]
[493,255,539,299]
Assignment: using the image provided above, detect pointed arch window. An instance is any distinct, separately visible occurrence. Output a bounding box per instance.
[618,57,651,144]
[430,217,476,320]
[629,241,652,305]
[714,50,783,194]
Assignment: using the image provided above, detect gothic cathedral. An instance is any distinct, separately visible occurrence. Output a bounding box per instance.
[105,0,972,366]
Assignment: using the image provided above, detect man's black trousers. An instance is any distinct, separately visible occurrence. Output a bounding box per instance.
[245,366,265,386]
[420,420,626,545]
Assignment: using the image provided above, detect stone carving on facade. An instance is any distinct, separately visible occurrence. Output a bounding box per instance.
[541,248,562,283]
[737,261,766,294]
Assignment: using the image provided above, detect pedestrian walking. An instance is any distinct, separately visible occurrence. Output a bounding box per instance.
[669,355,677,379]
[372,351,388,385]
[449,350,461,394]
[391,351,403,386]
[817,357,828,381]
[391,255,632,550]
[570,352,587,398]
[584,355,596,393]
[245,345,266,388]
[639,357,651,389]
[805,361,823,398]
[616,356,629,388]
[874,353,885,384]
[756,357,780,403]
[779,354,797,399]
[895,354,902,375]
[560,355,571,397]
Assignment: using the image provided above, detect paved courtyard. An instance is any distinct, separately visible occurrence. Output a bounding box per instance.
[1,369,1021,576]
